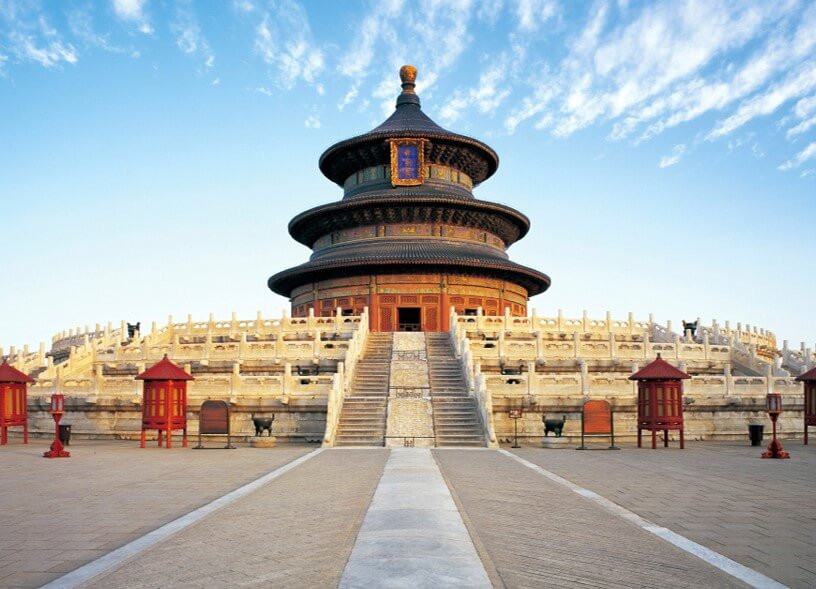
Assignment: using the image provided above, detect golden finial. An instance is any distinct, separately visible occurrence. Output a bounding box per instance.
[399,64,417,94]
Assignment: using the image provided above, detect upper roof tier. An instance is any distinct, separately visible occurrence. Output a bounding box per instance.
[319,65,499,188]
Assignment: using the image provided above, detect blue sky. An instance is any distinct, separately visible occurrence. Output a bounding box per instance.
[1,0,814,350]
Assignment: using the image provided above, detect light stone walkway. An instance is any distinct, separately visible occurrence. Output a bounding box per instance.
[340,448,491,589]
[434,448,749,589]
[80,449,389,588]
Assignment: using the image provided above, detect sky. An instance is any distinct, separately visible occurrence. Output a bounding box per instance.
[1,0,814,352]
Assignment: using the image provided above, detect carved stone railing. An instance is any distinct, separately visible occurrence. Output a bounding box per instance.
[323,309,369,447]
[450,308,498,447]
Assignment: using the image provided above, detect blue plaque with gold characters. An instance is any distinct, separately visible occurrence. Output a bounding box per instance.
[390,138,426,186]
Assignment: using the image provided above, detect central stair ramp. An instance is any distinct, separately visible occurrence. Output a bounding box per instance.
[426,333,486,447]
[334,333,393,446]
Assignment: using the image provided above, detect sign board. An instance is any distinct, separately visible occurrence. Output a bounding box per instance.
[195,400,235,449]
[578,400,619,450]
[508,409,523,419]
[583,400,612,435]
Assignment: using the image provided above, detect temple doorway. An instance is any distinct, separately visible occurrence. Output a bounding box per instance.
[397,307,421,331]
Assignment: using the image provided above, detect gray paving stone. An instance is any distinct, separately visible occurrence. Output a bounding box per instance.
[435,448,748,589]
[0,440,314,588]
[511,440,815,588]
[82,448,388,589]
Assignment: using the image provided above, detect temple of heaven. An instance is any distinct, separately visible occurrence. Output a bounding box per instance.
[268,65,550,332]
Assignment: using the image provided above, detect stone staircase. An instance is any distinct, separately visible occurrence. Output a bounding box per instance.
[425,333,486,447]
[334,333,393,446]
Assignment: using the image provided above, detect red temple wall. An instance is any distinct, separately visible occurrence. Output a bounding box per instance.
[290,274,528,332]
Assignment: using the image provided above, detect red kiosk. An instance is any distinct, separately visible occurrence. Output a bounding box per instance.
[795,366,816,445]
[136,356,192,449]
[630,354,690,449]
[0,361,32,445]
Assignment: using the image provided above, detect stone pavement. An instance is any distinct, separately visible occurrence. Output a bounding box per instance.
[510,440,816,588]
[0,440,313,588]
[1,440,813,588]
[340,448,490,588]
[434,448,748,589]
[83,449,388,589]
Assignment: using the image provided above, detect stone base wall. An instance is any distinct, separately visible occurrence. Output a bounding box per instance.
[492,404,806,443]
[21,401,328,444]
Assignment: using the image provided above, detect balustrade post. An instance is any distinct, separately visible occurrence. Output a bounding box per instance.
[579,360,589,397]
[557,308,564,332]
[573,331,580,358]
[609,332,616,359]
[703,333,710,359]
[527,361,535,396]
[724,364,734,396]
[283,363,292,395]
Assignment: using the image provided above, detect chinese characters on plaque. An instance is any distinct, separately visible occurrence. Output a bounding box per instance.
[390,138,426,186]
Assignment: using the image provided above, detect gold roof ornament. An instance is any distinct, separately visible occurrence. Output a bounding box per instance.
[399,64,417,94]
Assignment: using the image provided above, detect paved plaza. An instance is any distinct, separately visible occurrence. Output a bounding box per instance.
[0,438,813,588]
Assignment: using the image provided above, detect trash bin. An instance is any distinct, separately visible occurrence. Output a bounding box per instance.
[748,423,764,446]
[58,424,71,446]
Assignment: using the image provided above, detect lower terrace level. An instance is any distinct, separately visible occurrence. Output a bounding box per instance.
[0,440,812,588]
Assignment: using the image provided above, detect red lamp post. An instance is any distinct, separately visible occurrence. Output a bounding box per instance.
[43,393,70,458]
[794,366,816,445]
[0,361,32,445]
[761,391,790,459]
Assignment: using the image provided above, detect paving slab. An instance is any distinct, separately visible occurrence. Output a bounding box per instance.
[82,448,389,589]
[341,448,491,589]
[435,448,749,589]
[511,441,816,588]
[0,439,313,588]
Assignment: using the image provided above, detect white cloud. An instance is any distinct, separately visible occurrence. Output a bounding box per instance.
[515,0,558,32]
[779,142,816,170]
[171,5,215,69]
[787,115,816,138]
[253,2,324,89]
[659,144,686,168]
[8,32,78,67]
[255,86,273,96]
[304,115,321,129]
[212,77,220,86]
[439,60,512,124]
[112,0,153,34]
[336,0,476,114]
[337,85,359,110]
[794,94,816,119]
[707,60,816,140]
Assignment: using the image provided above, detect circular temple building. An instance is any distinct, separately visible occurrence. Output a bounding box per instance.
[268,65,550,332]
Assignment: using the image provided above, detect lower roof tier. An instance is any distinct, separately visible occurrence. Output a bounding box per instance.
[267,239,551,297]
[287,194,531,249]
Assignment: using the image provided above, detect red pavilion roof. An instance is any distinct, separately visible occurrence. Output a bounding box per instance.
[629,355,691,380]
[0,361,34,383]
[795,366,816,382]
[136,356,193,381]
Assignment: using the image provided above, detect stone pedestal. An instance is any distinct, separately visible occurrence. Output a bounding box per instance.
[251,436,277,448]
[541,436,569,449]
